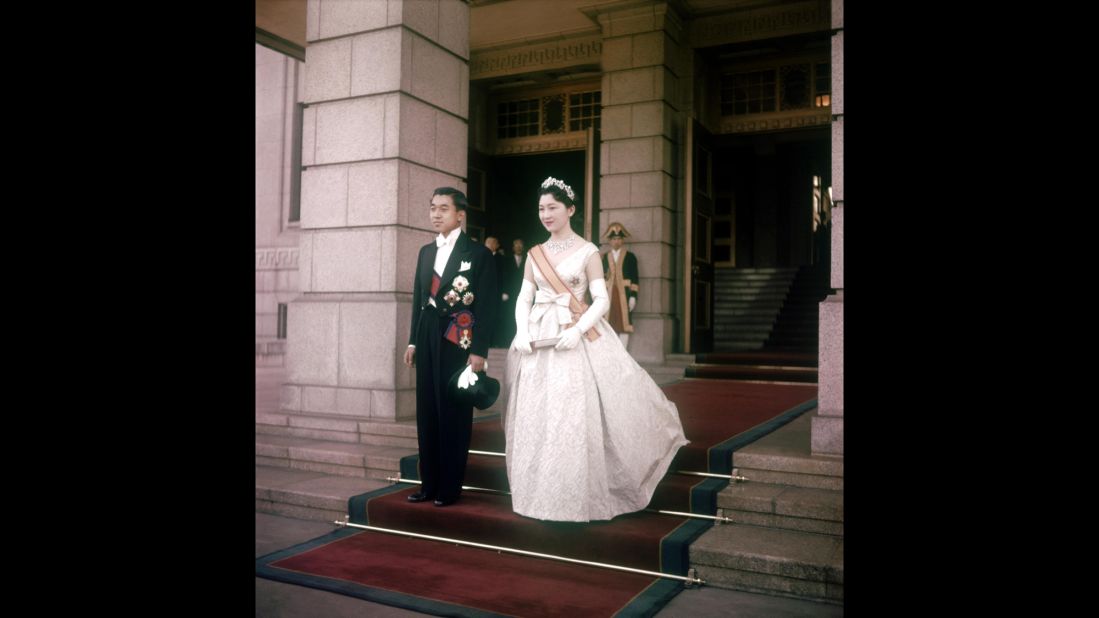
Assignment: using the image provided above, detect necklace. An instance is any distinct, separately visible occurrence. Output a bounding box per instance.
[545,235,575,255]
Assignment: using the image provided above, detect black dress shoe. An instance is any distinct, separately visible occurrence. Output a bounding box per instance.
[407,491,431,503]
[433,497,457,507]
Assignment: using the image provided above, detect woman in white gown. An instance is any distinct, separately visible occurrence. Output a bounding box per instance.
[504,177,689,522]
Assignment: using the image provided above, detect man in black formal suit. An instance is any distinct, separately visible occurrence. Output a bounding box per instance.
[403,187,499,507]
[484,236,509,347]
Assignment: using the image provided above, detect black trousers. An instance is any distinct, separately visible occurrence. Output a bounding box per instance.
[413,310,474,501]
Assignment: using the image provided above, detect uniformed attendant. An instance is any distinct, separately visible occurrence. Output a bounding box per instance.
[601,222,639,350]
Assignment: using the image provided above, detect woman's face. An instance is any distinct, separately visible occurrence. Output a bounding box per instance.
[538,193,574,234]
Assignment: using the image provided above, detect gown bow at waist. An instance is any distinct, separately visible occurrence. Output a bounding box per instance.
[529,289,576,325]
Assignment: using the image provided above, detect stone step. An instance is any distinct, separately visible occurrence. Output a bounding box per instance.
[734,467,841,491]
[643,366,687,385]
[712,314,782,325]
[690,523,843,604]
[711,299,785,307]
[255,434,415,479]
[357,419,419,448]
[255,465,390,523]
[712,342,767,352]
[713,281,790,289]
[712,328,773,339]
[715,269,797,278]
[713,305,781,315]
[730,414,843,490]
[663,353,697,366]
[257,412,422,446]
[713,292,789,300]
[717,483,842,536]
[767,338,820,347]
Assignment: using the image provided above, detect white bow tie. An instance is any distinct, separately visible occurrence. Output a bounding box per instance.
[436,234,452,247]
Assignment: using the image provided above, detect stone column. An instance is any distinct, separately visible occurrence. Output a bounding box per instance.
[812,0,843,456]
[256,44,302,367]
[596,2,685,364]
[284,0,470,422]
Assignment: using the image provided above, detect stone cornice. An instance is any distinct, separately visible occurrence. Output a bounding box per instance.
[689,0,830,48]
[470,35,602,80]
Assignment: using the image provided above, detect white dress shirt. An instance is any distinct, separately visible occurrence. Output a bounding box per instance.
[434,227,462,276]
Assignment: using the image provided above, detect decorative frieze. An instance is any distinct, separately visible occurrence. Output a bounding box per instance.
[494,134,588,156]
[720,112,831,134]
[470,35,602,80]
[256,247,300,270]
[690,0,830,48]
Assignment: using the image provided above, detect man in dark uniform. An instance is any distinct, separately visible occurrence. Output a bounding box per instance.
[601,222,639,350]
[484,236,509,347]
[403,187,499,507]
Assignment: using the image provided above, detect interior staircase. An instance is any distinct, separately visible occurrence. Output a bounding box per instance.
[690,264,832,382]
[712,268,797,352]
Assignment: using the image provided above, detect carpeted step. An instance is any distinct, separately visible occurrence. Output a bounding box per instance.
[257,526,687,617]
[415,453,718,515]
[259,381,827,613]
[689,523,843,603]
[695,352,818,367]
[685,365,818,383]
[353,485,705,574]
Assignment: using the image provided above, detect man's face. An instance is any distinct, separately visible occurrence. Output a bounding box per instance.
[429,194,463,235]
[512,239,525,255]
[610,237,624,250]
[485,237,499,253]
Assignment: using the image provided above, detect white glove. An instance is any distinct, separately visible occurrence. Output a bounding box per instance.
[511,279,534,354]
[554,326,582,350]
[628,296,636,312]
[456,365,478,389]
[556,278,610,350]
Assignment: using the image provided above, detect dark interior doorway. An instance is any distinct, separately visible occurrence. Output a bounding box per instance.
[466,150,586,251]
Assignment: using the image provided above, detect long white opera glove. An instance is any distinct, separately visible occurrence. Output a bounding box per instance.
[555,278,610,351]
[512,279,534,354]
[628,296,636,312]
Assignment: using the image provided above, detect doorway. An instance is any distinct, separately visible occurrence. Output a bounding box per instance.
[466,150,587,250]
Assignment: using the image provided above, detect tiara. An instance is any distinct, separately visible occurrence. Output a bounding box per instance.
[541,176,576,201]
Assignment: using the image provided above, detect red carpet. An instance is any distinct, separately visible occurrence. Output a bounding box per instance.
[257,379,817,616]
[267,528,667,617]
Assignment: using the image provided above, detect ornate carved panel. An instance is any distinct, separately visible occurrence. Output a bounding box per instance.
[470,35,603,80]
[690,0,830,48]
[256,247,300,270]
[719,111,831,134]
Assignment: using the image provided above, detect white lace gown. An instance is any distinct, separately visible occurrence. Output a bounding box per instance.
[504,242,689,522]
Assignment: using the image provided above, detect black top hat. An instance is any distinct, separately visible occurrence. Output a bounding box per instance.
[447,366,501,410]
